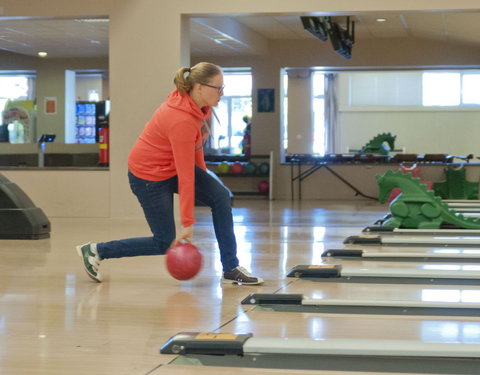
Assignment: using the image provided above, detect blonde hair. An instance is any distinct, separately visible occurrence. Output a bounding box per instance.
[174,62,222,94]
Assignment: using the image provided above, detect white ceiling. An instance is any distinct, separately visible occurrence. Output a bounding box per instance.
[0,17,109,58]
[1,12,480,58]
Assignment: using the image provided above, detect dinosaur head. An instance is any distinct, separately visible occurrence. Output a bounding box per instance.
[385,133,397,150]
[376,173,389,203]
[376,169,398,203]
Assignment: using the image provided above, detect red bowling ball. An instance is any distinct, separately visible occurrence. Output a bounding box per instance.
[231,162,244,174]
[258,180,269,194]
[166,243,202,280]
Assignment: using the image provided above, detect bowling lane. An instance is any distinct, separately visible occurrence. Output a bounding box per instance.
[223,309,480,343]
[363,227,480,235]
[284,278,480,306]
[286,258,480,285]
[242,274,480,317]
[322,247,480,262]
[345,234,480,247]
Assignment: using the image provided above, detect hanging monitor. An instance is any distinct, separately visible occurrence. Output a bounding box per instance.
[300,16,328,41]
[300,16,355,59]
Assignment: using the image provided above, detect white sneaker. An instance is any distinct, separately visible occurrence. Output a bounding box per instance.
[76,243,102,282]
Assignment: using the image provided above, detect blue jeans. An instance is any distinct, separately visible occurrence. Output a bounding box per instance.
[96,167,239,271]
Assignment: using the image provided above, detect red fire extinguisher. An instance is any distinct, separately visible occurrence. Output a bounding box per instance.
[98,127,109,166]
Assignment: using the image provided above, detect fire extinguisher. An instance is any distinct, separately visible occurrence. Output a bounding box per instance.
[98,127,109,166]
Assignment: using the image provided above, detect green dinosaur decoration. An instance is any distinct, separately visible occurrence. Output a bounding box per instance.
[433,165,478,200]
[376,169,480,229]
[359,133,396,155]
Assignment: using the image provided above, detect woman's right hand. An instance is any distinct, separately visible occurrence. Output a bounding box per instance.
[171,225,193,247]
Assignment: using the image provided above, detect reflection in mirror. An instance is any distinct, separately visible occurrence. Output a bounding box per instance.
[68,70,109,145]
[0,72,36,143]
[0,17,109,167]
[281,67,480,161]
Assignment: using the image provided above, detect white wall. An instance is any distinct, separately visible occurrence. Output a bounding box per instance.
[287,73,314,155]
[336,72,480,155]
[338,108,480,155]
[0,169,110,218]
[75,76,104,101]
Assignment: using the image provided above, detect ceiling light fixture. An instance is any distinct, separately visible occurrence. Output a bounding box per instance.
[38,51,48,58]
[376,18,387,22]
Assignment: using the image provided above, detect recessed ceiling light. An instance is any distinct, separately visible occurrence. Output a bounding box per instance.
[376,18,387,22]
[38,52,48,58]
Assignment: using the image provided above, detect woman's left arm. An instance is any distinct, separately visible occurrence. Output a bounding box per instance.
[195,147,207,170]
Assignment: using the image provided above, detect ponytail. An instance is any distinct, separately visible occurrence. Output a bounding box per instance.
[173,62,222,94]
[173,67,192,94]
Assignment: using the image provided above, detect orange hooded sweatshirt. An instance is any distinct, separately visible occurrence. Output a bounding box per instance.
[128,89,210,227]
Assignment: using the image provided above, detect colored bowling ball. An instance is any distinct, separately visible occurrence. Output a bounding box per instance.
[244,162,257,175]
[258,162,270,175]
[166,243,202,280]
[231,162,244,174]
[218,162,231,174]
[258,180,269,194]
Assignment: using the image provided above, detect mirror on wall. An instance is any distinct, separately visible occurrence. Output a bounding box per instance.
[281,67,480,159]
[0,17,109,166]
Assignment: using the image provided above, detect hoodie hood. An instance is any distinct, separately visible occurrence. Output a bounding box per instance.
[166,89,211,121]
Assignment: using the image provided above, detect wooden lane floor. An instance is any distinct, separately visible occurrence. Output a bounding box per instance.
[3,199,475,374]
[0,213,285,375]
[0,200,382,375]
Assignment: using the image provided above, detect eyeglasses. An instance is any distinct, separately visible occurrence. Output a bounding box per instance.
[201,82,225,93]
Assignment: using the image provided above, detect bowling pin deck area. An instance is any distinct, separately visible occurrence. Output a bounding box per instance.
[2,200,480,374]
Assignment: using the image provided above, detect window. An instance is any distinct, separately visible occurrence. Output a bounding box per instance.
[422,72,460,106]
[281,72,288,152]
[312,72,325,154]
[280,69,328,158]
[346,70,480,107]
[349,71,422,106]
[208,69,252,155]
[0,72,35,113]
[462,74,480,104]
[0,71,36,143]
